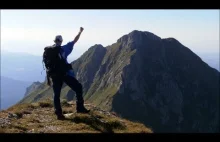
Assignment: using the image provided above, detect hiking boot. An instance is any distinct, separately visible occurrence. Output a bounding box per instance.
[77,106,90,113]
[57,114,66,120]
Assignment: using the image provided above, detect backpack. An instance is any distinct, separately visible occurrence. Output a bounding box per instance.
[42,45,72,86]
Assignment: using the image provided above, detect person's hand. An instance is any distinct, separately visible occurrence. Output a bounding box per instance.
[80,27,84,33]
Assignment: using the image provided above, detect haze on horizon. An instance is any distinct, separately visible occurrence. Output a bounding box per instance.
[1,10,219,63]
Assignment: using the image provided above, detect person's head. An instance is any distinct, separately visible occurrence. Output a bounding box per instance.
[54,35,63,46]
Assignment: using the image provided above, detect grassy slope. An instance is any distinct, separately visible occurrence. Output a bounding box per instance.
[84,42,136,110]
[0,100,152,133]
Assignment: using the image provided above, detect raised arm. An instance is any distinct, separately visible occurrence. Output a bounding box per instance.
[73,27,84,43]
[61,27,84,57]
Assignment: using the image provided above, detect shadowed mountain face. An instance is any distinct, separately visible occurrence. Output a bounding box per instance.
[110,31,219,132]
[20,30,219,133]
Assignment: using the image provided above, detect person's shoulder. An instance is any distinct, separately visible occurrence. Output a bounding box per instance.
[67,41,75,45]
[62,41,75,48]
[45,44,56,48]
[44,44,55,50]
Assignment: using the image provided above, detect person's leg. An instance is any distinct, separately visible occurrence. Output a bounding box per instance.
[51,76,64,117]
[63,75,89,113]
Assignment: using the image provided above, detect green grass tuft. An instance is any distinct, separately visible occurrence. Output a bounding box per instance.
[38,100,53,108]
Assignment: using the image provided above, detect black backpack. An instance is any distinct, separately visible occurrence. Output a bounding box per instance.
[42,45,72,86]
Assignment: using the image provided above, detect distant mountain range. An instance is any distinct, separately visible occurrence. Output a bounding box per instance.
[20,30,219,133]
[1,76,31,110]
[1,50,46,82]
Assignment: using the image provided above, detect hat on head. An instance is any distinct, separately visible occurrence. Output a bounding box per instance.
[54,35,63,42]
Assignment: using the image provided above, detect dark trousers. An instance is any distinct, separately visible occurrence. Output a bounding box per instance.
[51,74,84,115]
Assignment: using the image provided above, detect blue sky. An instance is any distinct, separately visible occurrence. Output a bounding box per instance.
[1,10,219,61]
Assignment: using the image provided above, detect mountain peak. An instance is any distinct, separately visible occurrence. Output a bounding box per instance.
[93,44,104,48]
[88,44,104,51]
[117,30,161,44]
[33,81,41,85]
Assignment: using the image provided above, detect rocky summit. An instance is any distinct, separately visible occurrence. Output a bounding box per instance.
[20,30,219,133]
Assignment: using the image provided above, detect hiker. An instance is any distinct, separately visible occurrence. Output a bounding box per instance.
[43,27,90,120]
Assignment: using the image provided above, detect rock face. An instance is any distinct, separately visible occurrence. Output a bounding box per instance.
[20,30,219,133]
[71,44,107,94]
[24,81,42,97]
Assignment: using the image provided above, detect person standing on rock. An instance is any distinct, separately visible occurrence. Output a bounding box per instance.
[43,27,90,120]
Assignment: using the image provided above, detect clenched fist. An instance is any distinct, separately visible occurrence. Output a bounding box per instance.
[80,27,84,33]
